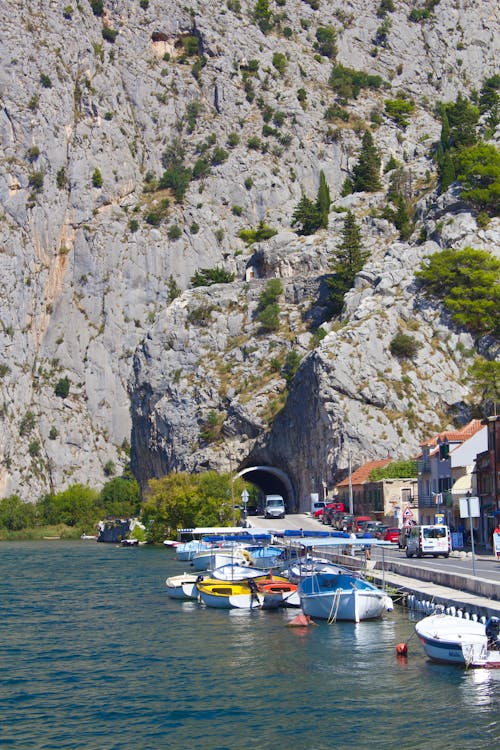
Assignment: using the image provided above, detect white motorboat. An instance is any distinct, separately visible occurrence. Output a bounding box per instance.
[191,546,251,572]
[211,563,269,581]
[175,539,213,562]
[415,614,500,668]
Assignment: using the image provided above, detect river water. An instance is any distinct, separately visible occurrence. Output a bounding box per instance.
[1,541,498,750]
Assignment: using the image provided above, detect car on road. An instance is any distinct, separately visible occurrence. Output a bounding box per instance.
[383,527,400,543]
[264,495,286,519]
[311,501,326,517]
[330,513,355,530]
[316,501,345,522]
[322,504,347,526]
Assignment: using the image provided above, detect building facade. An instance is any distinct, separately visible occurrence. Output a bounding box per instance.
[476,415,500,549]
[416,420,487,535]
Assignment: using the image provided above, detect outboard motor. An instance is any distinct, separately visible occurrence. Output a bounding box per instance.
[485,617,500,650]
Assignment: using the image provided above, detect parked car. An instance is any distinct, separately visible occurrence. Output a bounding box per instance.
[311,501,326,518]
[383,527,400,543]
[320,502,346,524]
[366,522,386,538]
[354,516,373,532]
[405,524,451,558]
[331,513,355,531]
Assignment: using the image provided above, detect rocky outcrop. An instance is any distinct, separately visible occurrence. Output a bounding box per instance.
[0,0,498,501]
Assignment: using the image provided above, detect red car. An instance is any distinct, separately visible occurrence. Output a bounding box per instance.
[383,527,400,543]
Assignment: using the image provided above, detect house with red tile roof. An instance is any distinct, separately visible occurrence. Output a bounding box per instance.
[334,458,418,524]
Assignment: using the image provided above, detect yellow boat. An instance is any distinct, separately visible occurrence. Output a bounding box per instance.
[196,574,289,609]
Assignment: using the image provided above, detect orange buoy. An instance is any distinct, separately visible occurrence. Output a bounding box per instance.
[287,613,317,627]
[396,642,408,656]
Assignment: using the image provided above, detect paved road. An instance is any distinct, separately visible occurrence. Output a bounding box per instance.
[247,513,500,584]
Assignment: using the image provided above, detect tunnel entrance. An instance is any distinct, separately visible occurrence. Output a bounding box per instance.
[237,466,295,512]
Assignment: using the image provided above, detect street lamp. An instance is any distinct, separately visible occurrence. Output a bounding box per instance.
[348,449,353,515]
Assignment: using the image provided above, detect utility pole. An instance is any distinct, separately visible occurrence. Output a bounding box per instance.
[229,454,236,526]
[348,449,353,515]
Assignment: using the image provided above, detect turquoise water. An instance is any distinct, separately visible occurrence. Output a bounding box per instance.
[1,541,498,750]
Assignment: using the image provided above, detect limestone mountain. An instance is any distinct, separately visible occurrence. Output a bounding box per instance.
[0,0,498,505]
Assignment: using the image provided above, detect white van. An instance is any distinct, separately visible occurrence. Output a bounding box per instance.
[264,495,286,519]
[405,524,451,558]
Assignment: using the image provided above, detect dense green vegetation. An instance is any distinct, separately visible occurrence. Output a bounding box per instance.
[142,471,249,541]
[416,247,500,338]
[368,460,418,481]
[255,278,283,331]
[328,64,384,102]
[191,267,235,287]
[0,472,140,537]
[468,358,500,413]
[238,222,277,245]
[434,92,499,215]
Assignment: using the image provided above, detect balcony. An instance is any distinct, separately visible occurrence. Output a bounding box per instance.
[418,491,453,508]
[417,458,431,474]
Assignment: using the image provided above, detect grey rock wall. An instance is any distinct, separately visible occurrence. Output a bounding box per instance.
[0,0,498,501]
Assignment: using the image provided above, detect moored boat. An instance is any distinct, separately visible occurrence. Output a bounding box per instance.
[176,539,213,562]
[191,545,251,572]
[196,573,290,610]
[415,614,500,668]
[211,563,270,581]
[165,573,200,600]
[196,579,262,609]
[298,571,393,622]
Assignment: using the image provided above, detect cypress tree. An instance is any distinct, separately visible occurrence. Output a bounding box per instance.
[439,150,456,192]
[440,107,450,149]
[352,131,382,192]
[316,170,331,229]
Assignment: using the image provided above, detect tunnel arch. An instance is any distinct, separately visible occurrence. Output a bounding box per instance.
[237,466,296,512]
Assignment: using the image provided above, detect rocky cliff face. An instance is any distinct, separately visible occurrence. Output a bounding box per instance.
[0,0,498,503]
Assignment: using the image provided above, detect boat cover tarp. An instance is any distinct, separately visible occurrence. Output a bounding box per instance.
[282,536,395,548]
[202,533,273,542]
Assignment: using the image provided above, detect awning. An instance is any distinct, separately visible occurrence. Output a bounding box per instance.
[451,474,472,495]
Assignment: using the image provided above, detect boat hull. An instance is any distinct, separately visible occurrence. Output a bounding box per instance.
[298,572,391,622]
[415,614,500,668]
[196,576,290,609]
[300,589,389,622]
[165,574,199,600]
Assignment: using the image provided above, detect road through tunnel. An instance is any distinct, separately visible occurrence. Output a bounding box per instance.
[237,465,296,513]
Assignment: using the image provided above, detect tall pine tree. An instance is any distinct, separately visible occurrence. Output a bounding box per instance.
[327,211,369,315]
[352,131,382,192]
[291,194,321,235]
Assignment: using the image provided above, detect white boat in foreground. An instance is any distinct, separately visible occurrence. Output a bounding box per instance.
[415,614,500,668]
[298,571,393,623]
